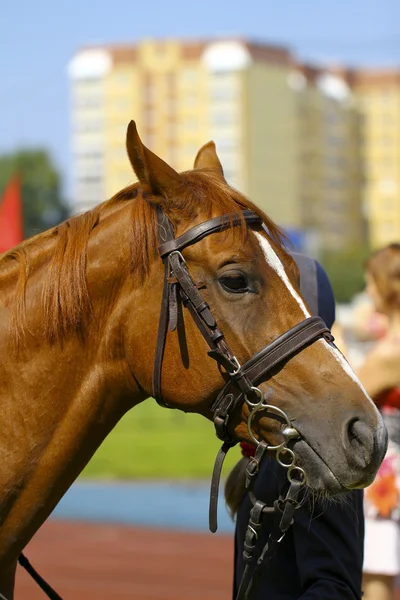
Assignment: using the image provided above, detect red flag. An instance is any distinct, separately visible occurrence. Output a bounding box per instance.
[0,176,23,253]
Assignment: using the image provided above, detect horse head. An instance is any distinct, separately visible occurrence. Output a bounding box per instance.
[123,121,387,495]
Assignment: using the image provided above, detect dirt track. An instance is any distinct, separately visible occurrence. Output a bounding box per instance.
[15,520,234,599]
[14,519,400,599]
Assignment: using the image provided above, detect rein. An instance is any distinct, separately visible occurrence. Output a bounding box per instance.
[18,207,333,600]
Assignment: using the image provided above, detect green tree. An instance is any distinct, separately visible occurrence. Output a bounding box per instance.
[0,149,69,240]
[321,245,371,304]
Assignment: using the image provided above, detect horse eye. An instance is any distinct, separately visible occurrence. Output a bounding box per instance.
[219,275,249,293]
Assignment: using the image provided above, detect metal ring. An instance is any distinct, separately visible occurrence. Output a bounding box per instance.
[276,447,296,469]
[246,398,292,450]
[247,411,287,449]
[244,386,264,408]
[227,356,241,376]
[288,465,307,485]
[247,412,261,446]
[247,525,258,540]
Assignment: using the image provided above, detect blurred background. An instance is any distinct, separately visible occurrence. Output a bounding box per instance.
[1,0,400,597]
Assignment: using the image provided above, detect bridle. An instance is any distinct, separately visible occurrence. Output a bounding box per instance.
[153,206,334,599]
[18,206,334,600]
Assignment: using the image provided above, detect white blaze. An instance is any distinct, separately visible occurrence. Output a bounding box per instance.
[255,233,310,318]
[255,233,377,405]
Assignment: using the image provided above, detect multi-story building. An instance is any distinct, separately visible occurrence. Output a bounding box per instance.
[69,38,390,254]
[353,70,400,249]
[290,65,366,252]
[68,39,301,228]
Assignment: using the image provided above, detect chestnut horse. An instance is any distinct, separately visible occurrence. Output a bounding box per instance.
[0,121,386,597]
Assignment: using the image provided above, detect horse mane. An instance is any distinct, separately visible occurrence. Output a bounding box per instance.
[3,169,286,345]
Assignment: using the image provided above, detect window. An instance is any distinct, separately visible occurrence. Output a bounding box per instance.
[181,68,197,84]
[379,179,397,194]
[143,74,156,104]
[113,147,126,160]
[78,175,102,184]
[381,113,394,126]
[184,117,197,130]
[210,110,236,126]
[145,107,156,128]
[210,87,238,102]
[145,133,156,149]
[166,72,175,91]
[182,92,198,107]
[214,138,236,151]
[73,95,102,108]
[380,90,395,105]
[114,98,130,111]
[382,221,395,236]
[168,123,178,137]
[116,72,130,85]
[184,143,200,156]
[74,118,103,133]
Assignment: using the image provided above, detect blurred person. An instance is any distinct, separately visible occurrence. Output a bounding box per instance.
[352,292,389,343]
[357,244,400,600]
[226,257,365,600]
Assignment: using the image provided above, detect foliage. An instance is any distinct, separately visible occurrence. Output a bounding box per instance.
[320,245,371,304]
[0,149,69,239]
[82,400,240,479]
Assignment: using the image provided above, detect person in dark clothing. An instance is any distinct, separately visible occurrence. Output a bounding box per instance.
[226,258,364,600]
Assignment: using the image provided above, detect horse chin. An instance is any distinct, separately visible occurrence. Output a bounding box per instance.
[291,439,347,496]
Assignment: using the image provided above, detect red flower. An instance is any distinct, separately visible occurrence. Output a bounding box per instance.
[366,472,399,518]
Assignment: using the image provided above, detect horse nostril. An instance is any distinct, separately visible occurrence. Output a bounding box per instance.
[346,418,374,468]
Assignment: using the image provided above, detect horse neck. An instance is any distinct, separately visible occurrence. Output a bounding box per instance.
[0,203,150,565]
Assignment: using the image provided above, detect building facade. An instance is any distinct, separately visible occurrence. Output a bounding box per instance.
[354,71,400,249]
[68,39,300,227]
[68,38,400,253]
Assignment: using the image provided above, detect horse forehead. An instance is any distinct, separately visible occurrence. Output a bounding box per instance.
[200,221,261,252]
[255,232,309,317]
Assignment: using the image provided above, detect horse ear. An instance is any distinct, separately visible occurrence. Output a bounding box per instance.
[194,141,225,181]
[126,120,184,198]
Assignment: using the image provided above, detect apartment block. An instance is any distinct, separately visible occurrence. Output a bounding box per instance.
[68,39,389,254]
[353,71,400,249]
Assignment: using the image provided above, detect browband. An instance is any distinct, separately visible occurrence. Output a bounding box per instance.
[158,210,262,258]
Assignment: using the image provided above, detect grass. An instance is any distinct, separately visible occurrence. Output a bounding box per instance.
[82,399,241,480]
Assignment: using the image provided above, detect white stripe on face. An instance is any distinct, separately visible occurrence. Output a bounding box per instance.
[254,232,378,407]
[255,232,310,317]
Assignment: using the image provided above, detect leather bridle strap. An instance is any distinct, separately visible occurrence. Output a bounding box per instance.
[152,208,263,407]
[211,316,334,441]
[18,553,63,600]
[152,208,177,408]
[158,210,263,258]
[236,478,304,600]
